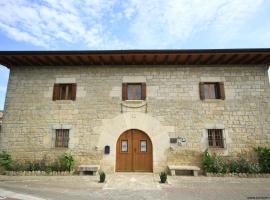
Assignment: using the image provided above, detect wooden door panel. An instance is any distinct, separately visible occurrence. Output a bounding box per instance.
[132,130,153,172]
[116,130,133,171]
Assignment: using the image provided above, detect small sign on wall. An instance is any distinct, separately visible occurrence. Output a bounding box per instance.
[170,137,187,145]
[170,138,177,144]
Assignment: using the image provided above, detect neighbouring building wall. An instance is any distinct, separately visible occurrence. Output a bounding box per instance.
[0,65,270,172]
[0,111,3,133]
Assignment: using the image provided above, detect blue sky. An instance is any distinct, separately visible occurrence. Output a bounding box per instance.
[0,0,270,110]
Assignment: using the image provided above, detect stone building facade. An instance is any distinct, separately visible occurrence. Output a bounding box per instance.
[0,50,270,173]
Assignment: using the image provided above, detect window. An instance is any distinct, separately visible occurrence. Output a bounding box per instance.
[128,84,142,100]
[199,82,225,100]
[122,83,146,100]
[121,140,128,152]
[55,129,69,148]
[208,129,224,148]
[53,83,76,101]
[140,140,147,152]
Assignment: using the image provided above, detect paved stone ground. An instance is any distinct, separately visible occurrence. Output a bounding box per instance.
[0,174,269,200]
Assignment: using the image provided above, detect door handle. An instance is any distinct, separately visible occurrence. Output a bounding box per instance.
[134,148,136,153]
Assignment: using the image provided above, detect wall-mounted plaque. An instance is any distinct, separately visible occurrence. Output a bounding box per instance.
[170,138,177,143]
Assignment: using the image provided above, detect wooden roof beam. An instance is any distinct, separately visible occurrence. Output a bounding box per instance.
[87,56,95,65]
[34,56,47,66]
[142,55,147,65]
[205,55,215,65]
[65,56,77,65]
[163,55,169,64]
[217,54,227,64]
[54,56,68,65]
[75,56,85,65]
[152,55,158,65]
[121,55,126,65]
[254,55,269,64]
[4,56,18,66]
[98,56,105,65]
[227,55,239,64]
[184,55,191,65]
[243,54,259,64]
[235,54,250,64]
[11,56,29,66]
[131,55,136,65]
[173,55,181,65]
[210,54,224,64]
[110,56,116,65]
[22,56,36,66]
[194,55,202,65]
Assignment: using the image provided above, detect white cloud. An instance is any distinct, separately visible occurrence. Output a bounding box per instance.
[0,0,267,49]
[124,0,265,48]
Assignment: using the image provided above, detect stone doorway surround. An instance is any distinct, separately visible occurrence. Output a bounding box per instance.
[95,112,172,173]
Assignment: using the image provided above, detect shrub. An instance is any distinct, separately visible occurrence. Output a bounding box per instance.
[202,150,227,173]
[51,160,61,171]
[202,150,214,173]
[25,161,41,171]
[8,161,25,171]
[212,155,227,173]
[99,171,106,183]
[237,156,251,173]
[228,159,239,173]
[0,151,12,170]
[159,171,167,183]
[254,147,270,173]
[59,153,74,172]
[202,150,260,174]
[45,164,53,174]
[248,163,260,174]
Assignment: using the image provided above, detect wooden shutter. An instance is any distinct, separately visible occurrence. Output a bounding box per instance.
[53,84,60,101]
[71,83,77,101]
[218,82,225,100]
[141,83,146,100]
[122,83,127,100]
[199,82,205,100]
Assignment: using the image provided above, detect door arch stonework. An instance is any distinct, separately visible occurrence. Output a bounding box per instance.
[96,112,172,172]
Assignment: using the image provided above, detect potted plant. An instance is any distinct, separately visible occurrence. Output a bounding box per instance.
[99,170,106,183]
[159,171,167,183]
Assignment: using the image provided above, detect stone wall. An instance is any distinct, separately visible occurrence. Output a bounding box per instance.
[0,65,269,172]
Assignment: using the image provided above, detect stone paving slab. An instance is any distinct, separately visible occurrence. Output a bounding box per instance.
[103,173,161,190]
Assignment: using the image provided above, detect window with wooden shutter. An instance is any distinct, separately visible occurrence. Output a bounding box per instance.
[52,83,76,101]
[53,84,60,101]
[218,82,225,100]
[71,83,77,101]
[55,129,69,148]
[141,83,146,100]
[122,83,146,100]
[200,82,225,100]
[199,82,205,100]
[122,83,127,100]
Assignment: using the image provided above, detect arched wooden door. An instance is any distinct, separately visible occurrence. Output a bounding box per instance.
[116,129,153,172]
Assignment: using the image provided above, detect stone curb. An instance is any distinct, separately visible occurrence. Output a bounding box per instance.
[4,171,74,176]
[206,172,270,178]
